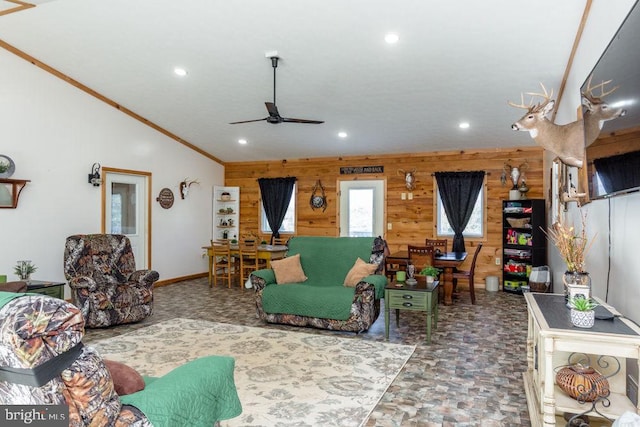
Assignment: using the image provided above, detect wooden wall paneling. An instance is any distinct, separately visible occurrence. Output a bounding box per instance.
[225,146,545,288]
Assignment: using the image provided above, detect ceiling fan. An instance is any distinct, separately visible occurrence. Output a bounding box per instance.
[229,56,324,125]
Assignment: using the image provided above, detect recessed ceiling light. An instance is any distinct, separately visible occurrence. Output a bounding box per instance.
[338,131,348,138]
[385,33,399,44]
[174,67,188,77]
[238,139,247,145]
[459,122,470,129]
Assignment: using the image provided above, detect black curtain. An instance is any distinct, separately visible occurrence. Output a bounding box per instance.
[258,177,296,240]
[434,171,485,253]
[594,150,640,194]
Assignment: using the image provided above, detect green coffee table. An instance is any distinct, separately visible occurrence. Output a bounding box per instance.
[26,280,65,300]
[385,280,439,344]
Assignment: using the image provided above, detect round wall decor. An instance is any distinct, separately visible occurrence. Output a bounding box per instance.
[156,188,174,209]
[0,155,16,178]
[310,180,327,212]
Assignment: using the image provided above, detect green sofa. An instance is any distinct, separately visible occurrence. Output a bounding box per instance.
[250,236,387,332]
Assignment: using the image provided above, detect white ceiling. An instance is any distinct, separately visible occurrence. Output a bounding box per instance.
[0,0,592,163]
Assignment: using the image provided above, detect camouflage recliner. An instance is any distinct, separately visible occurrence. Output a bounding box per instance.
[0,293,243,427]
[63,234,159,328]
[0,292,150,426]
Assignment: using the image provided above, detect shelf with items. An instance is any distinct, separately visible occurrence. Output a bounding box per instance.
[212,186,239,242]
[524,293,640,425]
[502,199,546,294]
[0,178,30,209]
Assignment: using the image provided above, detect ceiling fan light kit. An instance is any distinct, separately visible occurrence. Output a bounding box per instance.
[229,55,324,125]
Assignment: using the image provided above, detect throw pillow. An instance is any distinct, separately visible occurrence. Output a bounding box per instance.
[344,257,378,287]
[271,253,307,284]
[104,359,145,395]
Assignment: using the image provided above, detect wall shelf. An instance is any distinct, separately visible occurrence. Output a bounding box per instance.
[0,178,30,209]
[212,186,239,241]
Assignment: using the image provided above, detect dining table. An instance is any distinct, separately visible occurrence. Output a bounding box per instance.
[388,250,467,305]
[202,244,288,285]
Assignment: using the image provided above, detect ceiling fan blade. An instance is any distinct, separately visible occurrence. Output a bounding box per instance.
[229,117,268,124]
[282,117,325,124]
[265,102,280,118]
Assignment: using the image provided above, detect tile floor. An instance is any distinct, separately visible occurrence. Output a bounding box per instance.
[84,278,532,426]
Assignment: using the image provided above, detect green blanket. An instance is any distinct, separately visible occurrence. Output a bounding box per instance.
[121,356,242,426]
[0,291,28,310]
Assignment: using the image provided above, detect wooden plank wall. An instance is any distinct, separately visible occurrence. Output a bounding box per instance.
[224,146,545,287]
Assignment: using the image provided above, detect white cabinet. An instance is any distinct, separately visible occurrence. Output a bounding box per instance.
[524,293,640,426]
[212,186,239,242]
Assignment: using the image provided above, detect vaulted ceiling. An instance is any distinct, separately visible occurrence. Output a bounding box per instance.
[0,0,596,163]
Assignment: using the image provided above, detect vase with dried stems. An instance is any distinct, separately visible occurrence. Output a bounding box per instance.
[543,212,595,303]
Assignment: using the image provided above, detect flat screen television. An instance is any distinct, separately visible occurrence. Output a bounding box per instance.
[583,0,640,200]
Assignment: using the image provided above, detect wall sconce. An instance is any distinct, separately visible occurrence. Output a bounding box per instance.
[88,163,102,186]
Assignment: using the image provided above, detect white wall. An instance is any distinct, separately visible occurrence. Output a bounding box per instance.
[554,0,640,324]
[0,49,224,296]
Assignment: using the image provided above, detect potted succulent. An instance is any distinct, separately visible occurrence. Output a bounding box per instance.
[568,296,598,328]
[14,260,37,281]
[419,265,441,283]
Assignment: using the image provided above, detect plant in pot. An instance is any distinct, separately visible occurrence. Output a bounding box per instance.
[14,260,37,281]
[543,212,595,305]
[419,265,441,283]
[568,296,598,328]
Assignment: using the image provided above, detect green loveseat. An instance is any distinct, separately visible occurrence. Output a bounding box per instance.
[250,236,387,332]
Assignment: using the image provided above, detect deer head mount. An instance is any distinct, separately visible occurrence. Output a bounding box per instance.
[398,169,416,191]
[179,177,200,199]
[509,83,585,168]
[509,81,626,169]
[582,76,627,146]
[501,162,528,189]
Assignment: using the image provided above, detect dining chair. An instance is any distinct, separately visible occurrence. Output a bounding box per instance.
[407,245,436,275]
[425,238,448,255]
[384,256,408,282]
[210,240,234,288]
[239,242,267,286]
[452,243,483,304]
[271,235,289,246]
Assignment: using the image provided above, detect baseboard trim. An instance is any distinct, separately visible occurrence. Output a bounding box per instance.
[155,273,207,287]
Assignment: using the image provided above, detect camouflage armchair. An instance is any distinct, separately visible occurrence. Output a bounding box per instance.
[64,234,159,328]
[0,293,242,426]
[0,292,150,426]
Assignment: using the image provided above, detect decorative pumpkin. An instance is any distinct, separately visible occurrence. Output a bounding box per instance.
[555,364,609,402]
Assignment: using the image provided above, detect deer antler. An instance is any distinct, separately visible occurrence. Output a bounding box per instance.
[583,76,618,103]
[508,83,554,114]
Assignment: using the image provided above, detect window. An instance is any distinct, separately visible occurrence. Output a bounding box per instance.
[260,185,296,233]
[436,186,484,238]
[347,188,374,237]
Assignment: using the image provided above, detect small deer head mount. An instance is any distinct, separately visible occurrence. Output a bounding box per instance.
[398,169,416,191]
[501,162,528,189]
[179,178,200,199]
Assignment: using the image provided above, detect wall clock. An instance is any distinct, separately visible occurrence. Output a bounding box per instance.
[310,180,327,212]
[156,188,174,209]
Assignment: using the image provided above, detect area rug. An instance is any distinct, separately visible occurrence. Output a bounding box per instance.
[90,318,415,427]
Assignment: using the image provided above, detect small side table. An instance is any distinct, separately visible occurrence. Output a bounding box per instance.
[385,280,439,344]
[26,280,65,300]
